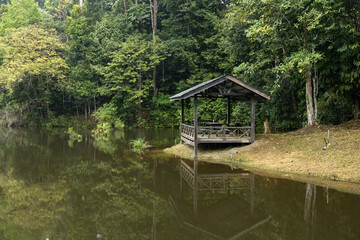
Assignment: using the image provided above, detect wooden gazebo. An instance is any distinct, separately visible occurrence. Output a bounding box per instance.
[170,75,270,159]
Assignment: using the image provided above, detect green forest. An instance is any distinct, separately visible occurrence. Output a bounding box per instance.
[0,0,359,131]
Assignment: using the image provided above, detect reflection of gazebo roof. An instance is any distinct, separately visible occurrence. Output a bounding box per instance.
[170,196,269,240]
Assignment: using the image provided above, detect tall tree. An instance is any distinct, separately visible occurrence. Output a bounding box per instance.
[0,25,68,117]
[149,0,158,101]
[0,0,43,36]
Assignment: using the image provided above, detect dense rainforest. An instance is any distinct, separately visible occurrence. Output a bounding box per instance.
[0,0,359,132]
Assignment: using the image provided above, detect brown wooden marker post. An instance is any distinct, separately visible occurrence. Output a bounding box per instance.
[251,96,255,143]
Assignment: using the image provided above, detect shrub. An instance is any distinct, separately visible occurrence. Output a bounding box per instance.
[130,138,149,154]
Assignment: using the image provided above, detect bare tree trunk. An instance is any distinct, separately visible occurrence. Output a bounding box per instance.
[304,20,315,126]
[84,102,87,120]
[264,119,271,134]
[355,97,359,119]
[138,74,142,116]
[313,63,319,121]
[80,0,83,7]
[150,0,158,101]
[123,0,127,13]
[94,95,97,112]
[306,65,314,126]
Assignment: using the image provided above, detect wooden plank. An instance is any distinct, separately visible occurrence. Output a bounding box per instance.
[251,96,255,143]
[226,75,271,100]
[198,138,251,144]
[181,136,195,146]
[170,76,227,101]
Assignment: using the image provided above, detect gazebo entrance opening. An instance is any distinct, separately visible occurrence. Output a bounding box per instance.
[170,75,270,159]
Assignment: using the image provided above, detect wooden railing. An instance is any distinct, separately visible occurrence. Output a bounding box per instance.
[181,123,195,140]
[198,126,251,139]
[181,123,252,142]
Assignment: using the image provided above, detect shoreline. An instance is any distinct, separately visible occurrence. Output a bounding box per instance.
[164,121,360,195]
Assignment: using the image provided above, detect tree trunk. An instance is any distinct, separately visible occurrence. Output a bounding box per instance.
[123,0,127,13]
[264,119,271,134]
[94,95,97,112]
[303,19,315,126]
[84,102,87,120]
[150,0,158,101]
[313,63,319,121]
[80,0,83,7]
[305,65,314,126]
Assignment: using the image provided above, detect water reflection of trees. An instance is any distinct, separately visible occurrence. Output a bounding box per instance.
[0,129,168,239]
[252,178,360,240]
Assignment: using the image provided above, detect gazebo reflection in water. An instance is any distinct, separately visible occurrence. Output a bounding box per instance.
[170,160,270,240]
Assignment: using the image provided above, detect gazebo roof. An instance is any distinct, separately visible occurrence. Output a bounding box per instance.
[169,75,270,102]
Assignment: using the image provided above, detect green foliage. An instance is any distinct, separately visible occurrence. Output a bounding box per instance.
[0,25,68,121]
[66,127,82,147]
[130,138,149,154]
[0,100,26,127]
[0,0,44,36]
[0,0,359,130]
[92,102,124,129]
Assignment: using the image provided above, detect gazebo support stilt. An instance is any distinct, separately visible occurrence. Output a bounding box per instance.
[251,97,255,143]
[194,95,198,160]
[181,99,184,144]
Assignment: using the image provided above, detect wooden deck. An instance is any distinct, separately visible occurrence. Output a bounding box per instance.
[181,123,252,146]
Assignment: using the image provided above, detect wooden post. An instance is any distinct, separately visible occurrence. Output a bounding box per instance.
[181,99,184,144]
[194,95,198,160]
[251,96,255,143]
[227,97,231,125]
[181,99,184,123]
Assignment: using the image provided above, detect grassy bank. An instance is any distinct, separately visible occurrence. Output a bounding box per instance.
[164,120,360,194]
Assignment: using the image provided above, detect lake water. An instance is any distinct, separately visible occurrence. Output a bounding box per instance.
[0,128,359,240]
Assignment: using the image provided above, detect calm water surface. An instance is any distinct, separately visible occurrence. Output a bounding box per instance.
[0,128,359,240]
